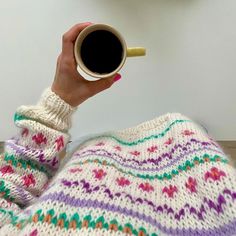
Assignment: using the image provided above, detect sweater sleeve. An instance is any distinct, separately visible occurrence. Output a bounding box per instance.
[0,88,76,225]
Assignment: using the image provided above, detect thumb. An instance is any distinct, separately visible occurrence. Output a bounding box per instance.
[88,73,122,95]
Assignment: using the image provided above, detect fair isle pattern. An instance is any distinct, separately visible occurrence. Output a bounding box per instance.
[0,88,235,236]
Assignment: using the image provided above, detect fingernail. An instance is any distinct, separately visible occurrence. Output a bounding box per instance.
[113,74,121,82]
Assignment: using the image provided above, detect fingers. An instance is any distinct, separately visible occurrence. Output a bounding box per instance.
[63,22,93,42]
[56,53,62,67]
[62,22,93,59]
[54,53,62,80]
[88,73,122,95]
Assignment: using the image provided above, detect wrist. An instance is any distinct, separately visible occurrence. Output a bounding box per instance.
[51,84,71,106]
[16,88,77,132]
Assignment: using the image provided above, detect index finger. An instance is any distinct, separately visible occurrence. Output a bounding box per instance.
[62,22,93,58]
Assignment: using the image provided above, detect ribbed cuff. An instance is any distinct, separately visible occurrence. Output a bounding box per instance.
[16,88,77,132]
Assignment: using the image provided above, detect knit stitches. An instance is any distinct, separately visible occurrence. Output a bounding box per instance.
[0,88,235,235]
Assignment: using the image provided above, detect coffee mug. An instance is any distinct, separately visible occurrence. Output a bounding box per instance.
[74,23,146,79]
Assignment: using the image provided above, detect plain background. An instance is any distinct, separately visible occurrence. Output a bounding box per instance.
[0,0,235,141]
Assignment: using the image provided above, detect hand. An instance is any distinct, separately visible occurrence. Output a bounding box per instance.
[51,22,121,107]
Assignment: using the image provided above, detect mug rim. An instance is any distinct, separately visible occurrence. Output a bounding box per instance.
[74,23,127,78]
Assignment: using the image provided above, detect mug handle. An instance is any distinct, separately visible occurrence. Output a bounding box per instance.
[127,47,146,57]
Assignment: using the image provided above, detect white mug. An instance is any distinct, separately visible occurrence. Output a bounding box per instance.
[74,23,146,79]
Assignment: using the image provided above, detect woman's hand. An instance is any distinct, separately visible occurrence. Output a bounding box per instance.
[51,22,121,107]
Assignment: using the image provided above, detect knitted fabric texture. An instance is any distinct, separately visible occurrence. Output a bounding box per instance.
[0,88,235,236]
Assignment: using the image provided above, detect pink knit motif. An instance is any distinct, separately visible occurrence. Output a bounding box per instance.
[162,185,178,198]
[130,151,141,156]
[185,177,197,193]
[22,173,36,187]
[69,167,83,173]
[95,142,105,146]
[32,133,47,145]
[182,130,195,136]
[0,165,14,176]
[164,138,173,146]
[204,167,226,181]
[93,169,107,180]
[29,229,38,236]
[55,136,64,151]
[21,128,29,137]
[114,146,122,151]
[116,177,131,187]
[147,145,158,153]
[139,183,154,192]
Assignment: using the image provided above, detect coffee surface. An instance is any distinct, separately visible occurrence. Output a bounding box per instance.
[80,30,123,74]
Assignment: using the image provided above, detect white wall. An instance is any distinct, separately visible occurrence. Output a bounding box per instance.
[0,0,235,141]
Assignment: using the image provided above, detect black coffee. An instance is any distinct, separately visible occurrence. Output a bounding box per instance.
[80,30,123,74]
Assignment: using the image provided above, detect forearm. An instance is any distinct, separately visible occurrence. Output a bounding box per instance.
[0,88,76,225]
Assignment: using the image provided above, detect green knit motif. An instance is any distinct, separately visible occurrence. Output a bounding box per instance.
[0,180,15,202]
[14,113,31,123]
[71,154,228,180]
[4,153,51,177]
[0,208,18,222]
[14,113,192,147]
[12,209,158,236]
[81,119,192,146]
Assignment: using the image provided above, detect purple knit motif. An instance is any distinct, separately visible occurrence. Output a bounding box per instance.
[72,146,223,172]
[15,185,35,204]
[39,189,236,236]
[59,178,235,220]
[6,140,59,169]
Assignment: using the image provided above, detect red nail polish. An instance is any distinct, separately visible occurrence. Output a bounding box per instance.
[113,74,121,82]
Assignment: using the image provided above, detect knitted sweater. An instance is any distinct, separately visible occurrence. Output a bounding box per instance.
[0,88,235,236]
